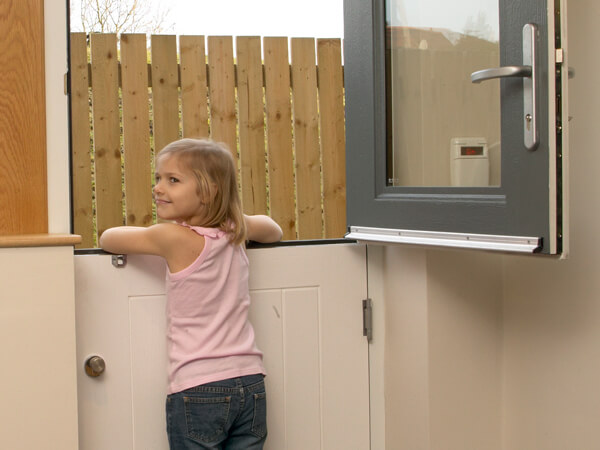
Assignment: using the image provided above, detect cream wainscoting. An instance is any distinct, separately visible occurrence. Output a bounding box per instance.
[0,243,79,450]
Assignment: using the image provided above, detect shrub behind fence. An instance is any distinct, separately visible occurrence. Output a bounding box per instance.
[69,33,346,248]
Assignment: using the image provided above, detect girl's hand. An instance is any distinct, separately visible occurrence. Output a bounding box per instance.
[244,215,283,243]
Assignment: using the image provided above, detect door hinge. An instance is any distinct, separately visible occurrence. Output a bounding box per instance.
[362,298,373,342]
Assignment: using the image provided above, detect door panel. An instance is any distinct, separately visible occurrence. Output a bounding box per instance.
[129,295,168,450]
[75,253,137,449]
[75,243,369,449]
[248,244,371,449]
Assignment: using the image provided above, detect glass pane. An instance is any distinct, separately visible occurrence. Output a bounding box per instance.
[385,0,500,187]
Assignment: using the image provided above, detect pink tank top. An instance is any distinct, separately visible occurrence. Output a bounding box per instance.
[165,224,265,394]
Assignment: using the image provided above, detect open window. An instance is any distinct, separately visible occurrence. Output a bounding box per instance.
[344,0,568,255]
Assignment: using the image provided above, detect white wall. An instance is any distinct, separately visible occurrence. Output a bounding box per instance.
[45,0,71,233]
[502,0,600,448]
[381,246,504,449]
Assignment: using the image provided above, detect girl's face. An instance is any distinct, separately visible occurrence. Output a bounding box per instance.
[153,155,205,224]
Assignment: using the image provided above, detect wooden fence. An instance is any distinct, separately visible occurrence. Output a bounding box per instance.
[69,33,346,248]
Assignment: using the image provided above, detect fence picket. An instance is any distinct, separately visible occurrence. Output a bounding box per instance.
[291,38,323,239]
[90,33,123,238]
[69,32,94,248]
[264,37,297,240]
[121,34,153,227]
[180,35,209,139]
[151,35,180,153]
[236,36,268,215]
[207,36,238,165]
[317,39,346,238]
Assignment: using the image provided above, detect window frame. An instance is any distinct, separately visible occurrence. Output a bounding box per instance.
[343,0,565,255]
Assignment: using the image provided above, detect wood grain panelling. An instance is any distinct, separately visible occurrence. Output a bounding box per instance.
[0,0,48,235]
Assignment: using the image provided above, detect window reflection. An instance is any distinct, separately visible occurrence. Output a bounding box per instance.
[385,0,501,187]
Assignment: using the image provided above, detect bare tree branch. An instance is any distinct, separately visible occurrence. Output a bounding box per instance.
[71,0,172,35]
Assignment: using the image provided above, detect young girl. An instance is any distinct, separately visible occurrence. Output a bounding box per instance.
[100,138,283,450]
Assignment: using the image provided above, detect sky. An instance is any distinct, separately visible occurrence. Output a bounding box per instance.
[70,0,497,42]
[69,0,345,38]
[166,0,344,38]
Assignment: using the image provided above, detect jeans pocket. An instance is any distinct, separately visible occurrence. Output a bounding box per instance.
[251,392,267,438]
[184,395,231,443]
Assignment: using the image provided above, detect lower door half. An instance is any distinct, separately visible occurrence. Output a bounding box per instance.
[74,243,370,450]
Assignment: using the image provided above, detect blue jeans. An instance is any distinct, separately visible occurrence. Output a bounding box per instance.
[166,374,267,450]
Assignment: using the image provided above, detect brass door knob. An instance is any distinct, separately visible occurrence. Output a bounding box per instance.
[84,355,106,377]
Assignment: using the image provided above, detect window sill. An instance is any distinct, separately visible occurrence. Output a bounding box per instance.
[0,234,82,248]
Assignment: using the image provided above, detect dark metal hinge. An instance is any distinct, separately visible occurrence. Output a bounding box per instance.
[362,298,373,342]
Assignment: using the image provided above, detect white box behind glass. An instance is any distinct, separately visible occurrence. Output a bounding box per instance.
[450,137,490,187]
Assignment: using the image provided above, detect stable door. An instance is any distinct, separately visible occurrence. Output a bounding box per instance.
[74,243,370,449]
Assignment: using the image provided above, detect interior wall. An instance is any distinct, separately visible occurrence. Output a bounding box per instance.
[0,246,79,450]
[45,0,71,233]
[501,0,600,448]
[383,246,504,450]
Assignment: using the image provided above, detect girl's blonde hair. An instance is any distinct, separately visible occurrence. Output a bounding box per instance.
[157,138,247,245]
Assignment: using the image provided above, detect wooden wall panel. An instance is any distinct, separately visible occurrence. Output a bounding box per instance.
[0,0,48,235]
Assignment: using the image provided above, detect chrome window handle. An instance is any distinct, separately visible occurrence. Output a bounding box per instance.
[470,23,538,151]
[471,65,532,83]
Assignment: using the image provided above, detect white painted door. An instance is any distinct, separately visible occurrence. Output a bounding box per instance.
[74,243,370,449]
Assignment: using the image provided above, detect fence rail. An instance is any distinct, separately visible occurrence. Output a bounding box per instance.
[69,33,346,248]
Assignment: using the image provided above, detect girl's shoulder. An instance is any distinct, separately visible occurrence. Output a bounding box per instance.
[153,222,208,245]
[153,222,207,273]
[180,223,228,239]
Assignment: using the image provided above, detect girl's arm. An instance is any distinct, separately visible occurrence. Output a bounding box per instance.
[245,215,283,243]
[99,223,179,257]
[100,223,205,273]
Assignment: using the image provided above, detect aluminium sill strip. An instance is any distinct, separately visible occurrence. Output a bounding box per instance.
[346,226,541,253]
